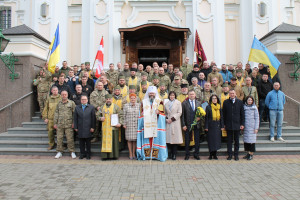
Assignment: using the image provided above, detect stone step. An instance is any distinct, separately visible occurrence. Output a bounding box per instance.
[7,127,48,135]
[35,112,41,117]
[0,133,49,141]
[22,122,47,128]
[32,116,44,122]
[259,121,287,127]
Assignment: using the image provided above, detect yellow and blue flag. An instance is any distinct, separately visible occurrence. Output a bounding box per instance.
[48,24,60,74]
[248,36,281,78]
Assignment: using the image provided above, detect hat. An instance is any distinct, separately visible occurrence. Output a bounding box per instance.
[85,62,90,65]
[141,72,148,76]
[129,85,136,90]
[114,85,121,90]
[181,84,188,88]
[236,69,242,73]
[159,82,166,87]
[130,67,137,72]
[174,76,180,80]
[222,83,229,87]
[105,94,112,99]
[147,86,157,93]
[193,64,200,68]
[141,81,147,86]
[52,74,59,78]
[118,75,125,80]
[231,77,237,80]
[152,75,159,80]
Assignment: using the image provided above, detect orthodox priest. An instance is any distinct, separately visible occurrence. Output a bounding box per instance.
[137,86,167,162]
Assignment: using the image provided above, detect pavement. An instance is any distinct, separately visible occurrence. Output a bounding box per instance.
[0,155,300,200]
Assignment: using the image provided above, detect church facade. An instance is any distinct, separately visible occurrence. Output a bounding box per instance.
[1,0,300,69]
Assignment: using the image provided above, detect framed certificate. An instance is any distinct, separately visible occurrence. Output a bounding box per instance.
[111,114,119,126]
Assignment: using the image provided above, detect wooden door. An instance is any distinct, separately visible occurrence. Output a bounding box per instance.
[169,46,182,68]
[125,46,138,66]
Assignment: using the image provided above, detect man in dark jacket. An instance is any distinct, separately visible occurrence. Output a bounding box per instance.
[74,94,96,160]
[257,73,273,122]
[200,61,212,81]
[54,74,73,99]
[187,64,201,85]
[223,89,245,161]
[181,90,201,160]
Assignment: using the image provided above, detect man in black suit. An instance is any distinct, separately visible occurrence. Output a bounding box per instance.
[181,90,201,160]
[74,94,96,160]
[222,89,245,161]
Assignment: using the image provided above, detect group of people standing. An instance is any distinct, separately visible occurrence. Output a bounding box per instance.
[34,58,286,161]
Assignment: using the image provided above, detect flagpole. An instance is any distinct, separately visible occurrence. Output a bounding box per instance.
[92,36,103,72]
[45,49,51,63]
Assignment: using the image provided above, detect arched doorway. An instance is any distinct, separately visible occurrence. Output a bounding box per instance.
[119,23,191,68]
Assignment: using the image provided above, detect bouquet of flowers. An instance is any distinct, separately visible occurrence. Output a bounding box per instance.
[190,106,206,131]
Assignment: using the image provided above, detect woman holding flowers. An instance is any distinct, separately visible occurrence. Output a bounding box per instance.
[205,94,224,160]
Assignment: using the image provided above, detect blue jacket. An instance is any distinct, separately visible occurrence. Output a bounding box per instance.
[219,70,233,83]
[265,90,285,111]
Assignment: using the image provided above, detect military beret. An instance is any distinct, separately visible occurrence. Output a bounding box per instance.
[130,67,137,72]
[159,82,166,87]
[141,81,147,86]
[222,83,229,87]
[174,76,180,80]
[105,94,112,99]
[141,72,148,76]
[181,84,188,88]
[114,85,121,90]
[129,85,136,90]
[152,75,159,80]
[85,62,90,65]
[118,75,125,80]
[236,69,242,73]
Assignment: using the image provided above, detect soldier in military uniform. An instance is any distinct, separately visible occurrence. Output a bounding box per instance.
[207,65,223,86]
[53,90,76,159]
[242,77,259,106]
[105,63,119,87]
[189,77,203,102]
[158,67,171,91]
[211,77,223,97]
[33,68,52,112]
[128,68,141,91]
[180,57,193,80]
[149,66,159,82]
[42,86,62,150]
[220,83,230,108]
[169,76,182,97]
[90,81,108,142]
[145,65,153,80]
[158,82,168,101]
[138,81,148,100]
[229,77,244,100]
[136,64,144,78]
[80,76,93,97]
[177,84,189,103]
[235,69,245,87]
[152,75,160,88]
[139,72,152,91]
[201,82,215,103]
[119,63,130,85]
[59,61,70,77]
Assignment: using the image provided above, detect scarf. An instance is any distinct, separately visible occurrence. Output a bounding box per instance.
[211,103,221,121]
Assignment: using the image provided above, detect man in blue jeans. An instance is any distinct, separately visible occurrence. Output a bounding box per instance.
[265,82,285,142]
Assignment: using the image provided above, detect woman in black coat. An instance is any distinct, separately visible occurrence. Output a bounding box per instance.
[205,94,224,160]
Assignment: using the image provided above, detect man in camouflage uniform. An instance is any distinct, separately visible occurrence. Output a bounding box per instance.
[169,76,182,97]
[119,63,131,85]
[33,68,52,112]
[158,82,168,101]
[128,68,141,91]
[59,61,71,77]
[158,67,171,91]
[177,84,189,103]
[106,63,119,87]
[229,77,244,100]
[207,65,223,86]
[189,77,203,102]
[211,77,222,97]
[90,81,108,143]
[201,82,215,103]
[136,64,144,78]
[152,75,160,88]
[180,56,193,80]
[138,72,152,91]
[149,66,159,82]
[42,86,62,150]
[53,90,76,159]
[138,81,148,100]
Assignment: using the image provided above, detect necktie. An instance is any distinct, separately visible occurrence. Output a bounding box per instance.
[191,100,194,111]
[82,104,87,111]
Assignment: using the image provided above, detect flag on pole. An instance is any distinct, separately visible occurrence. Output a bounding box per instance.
[248,36,281,78]
[94,37,104,79]
[194,30,207,65]
[48,24,60,74]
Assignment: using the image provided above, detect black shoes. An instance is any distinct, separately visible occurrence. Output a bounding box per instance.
[194,155,200,160]
[227,155,232,160]
[243,154,250,159]
[247,155,253,160]
[86,155,91,160]
[234,156,239,161]
[208,155,213,160]
[184,155,189,160]
[172,155,176,160]
[79,155,86,159]
[213,155,218,160]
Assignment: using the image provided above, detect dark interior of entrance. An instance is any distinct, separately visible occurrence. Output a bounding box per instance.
[138,49,169,67]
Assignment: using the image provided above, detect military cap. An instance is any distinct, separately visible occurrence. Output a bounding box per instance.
[181,84,188,88]
[129,85,136,90]
[152,75,159,80]
[193,64,200,68]
[85,62,90,65]
[141,81,147,86]
[222,83,229,88]
[159,82,166,87]
[105,94,113,99]
[174,76,180,80]
[130,67,137,72]
[118,75,125,80]
[236,69,242,73]
[114,85,121,90]
[141,72,148,77]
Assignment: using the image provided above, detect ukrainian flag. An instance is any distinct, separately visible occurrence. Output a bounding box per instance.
[248,36,281,78]
[48,24,60,74]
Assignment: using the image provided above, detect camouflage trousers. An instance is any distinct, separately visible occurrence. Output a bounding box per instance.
[56,127,75,153]
[38,92,48,113]
[47,120,55,147]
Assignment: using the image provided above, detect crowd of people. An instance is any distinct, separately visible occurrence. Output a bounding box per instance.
[33,57,286,161]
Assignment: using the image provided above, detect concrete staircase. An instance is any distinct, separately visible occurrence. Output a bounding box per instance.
[0,112,300,156]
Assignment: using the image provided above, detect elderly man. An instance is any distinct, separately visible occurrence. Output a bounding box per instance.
[242,77,259,106]
[137,86,167,162]
[207,65,223,86]
[177,84,189,103]
[53,90,76,159]
[136,64,144,77]
[181,56,193,80]
[97,94,122,160]
[219,64,233,84]
[105,63,119,87]
[189,77,203,102]
[202,82,215,103]
[236,62,248,78]
[90,81,108,142]
[117,62,123,72]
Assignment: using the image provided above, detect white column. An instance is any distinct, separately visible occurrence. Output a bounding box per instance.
[269,0,279,30]
[112,1,123,65]
[81,0,95,64]
[213,0,226,65]
[183,1,194,61]
[240,0,256,65]
[51,0,68,65]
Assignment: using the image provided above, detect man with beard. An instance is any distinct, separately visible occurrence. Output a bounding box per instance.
[118,76,128,97]
[139,81,148,100]
[177,84,189,103]
[235,69,245,87]
[158,82,168,101]
[136,86,167,161]
[207,65,223,86]
[152,75,160,88]
[97,94,123,160]
[166,64,174,79]
[128,67,141,91]
[162,62,168,73]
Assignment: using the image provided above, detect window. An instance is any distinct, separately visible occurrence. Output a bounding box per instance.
[0,7,11,30]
